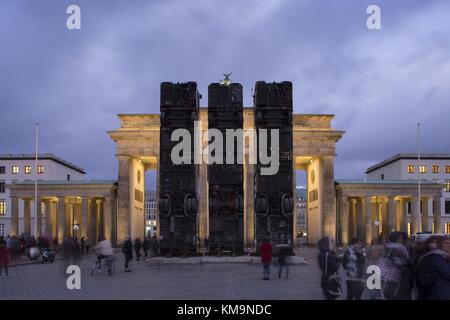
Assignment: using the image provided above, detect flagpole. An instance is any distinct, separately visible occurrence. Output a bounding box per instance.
[35,123,39,237]
[417,123,421,233]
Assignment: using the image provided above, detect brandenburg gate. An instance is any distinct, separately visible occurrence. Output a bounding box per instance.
[108,108,344,249]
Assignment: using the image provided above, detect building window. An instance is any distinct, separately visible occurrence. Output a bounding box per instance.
[0,224,4,236]
[446,200,450,214]
[0,166,5,174]
[12,166,19,174]
[419,165,427,173]
[37,166,44,174]
[445,181,450,193]
[381,174,384,180]
[25,166,32,174]
[407,165,415,173]
[0,182,5,193]
[407,223,411,237]
[0,200,6,215]
[67,174,71,181]
[407,202,412,215]
[432,165,439,174]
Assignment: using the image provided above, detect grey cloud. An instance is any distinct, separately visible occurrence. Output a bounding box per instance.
[1,0,449,185]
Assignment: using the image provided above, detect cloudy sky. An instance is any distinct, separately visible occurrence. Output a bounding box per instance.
[1,0,449,186]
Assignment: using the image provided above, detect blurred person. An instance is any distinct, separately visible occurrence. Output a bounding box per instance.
[260,237,272,280]
[122,236,133,272]
[143,236,150,260]
[277,242,289,279]
[318,236,342,300]
[415,236,450,300]
[343,238,366,300]
[80,236,86,255]
[93,237,114,268]
[377,232,411,299]
[134,238,142,261]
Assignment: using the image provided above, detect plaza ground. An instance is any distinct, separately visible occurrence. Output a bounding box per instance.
[0,247,370,300]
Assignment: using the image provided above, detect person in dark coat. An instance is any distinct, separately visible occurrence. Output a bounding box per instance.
[343,238,366,300]
[318,236,342,300]
[278,244,290,279]
[134,238,142,261]
[123,236,133,272]
[417,236,450,300]
[260,237,272,280]
[143,237,151,260]
[80,237,86,255]
[71,238,81,264]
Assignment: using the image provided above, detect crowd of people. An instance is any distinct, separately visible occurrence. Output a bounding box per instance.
[318,232,450,300]
[0,233,161,276]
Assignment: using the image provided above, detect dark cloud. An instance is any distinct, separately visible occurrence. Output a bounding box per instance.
[1,0,449,185]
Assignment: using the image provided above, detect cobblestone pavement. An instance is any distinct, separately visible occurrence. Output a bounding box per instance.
[0,248,325,300]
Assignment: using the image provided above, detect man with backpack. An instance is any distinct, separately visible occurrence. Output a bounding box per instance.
[415,235,450,300]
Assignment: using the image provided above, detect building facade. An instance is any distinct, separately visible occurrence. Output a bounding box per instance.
[0,154,85,237]
[336,179,445,245]
[7,180,117,245]
[145,190,157,237]
[295,186,307,238]
[366,153,450,234]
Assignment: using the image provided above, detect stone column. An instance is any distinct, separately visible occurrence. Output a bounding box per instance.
[387,196,396,234]
[433,196,442,234]
[338,196,349,245]
[89,198,97,244]
[411,196,420,235]
[356,198,365,240]
[398,198,408,232]
[44,199,52,237]
[103,196,113,242]
[321,156,336,240]
[35,198,42,238]
[81,196,88,239]
[422,198,430,232]
[350,199,357,240]
[23,198,32,235]
[117,155,131,245]
[10,196,19,236]
[244,155,255,249]
[57,196,66,244]
[97,199,103,240]
[197,150,208,246]
[380,200,388,237]
[365,196,372,244]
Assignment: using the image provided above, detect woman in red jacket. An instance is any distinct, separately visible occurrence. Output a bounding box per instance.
[260,238,273,280]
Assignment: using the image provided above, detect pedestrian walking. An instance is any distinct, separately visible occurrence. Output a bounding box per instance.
[343,238,366,300]
[377,232,411,300]
[318,236,342,300]
[80,237,86,255]
[143,236,150,260]
[85,237,90,255]
[277,244,289,279]
[415,235,450,300]
[71,238,81,265]
[134,238,142,261]
[260,237,272,280]
[122,236,133,272]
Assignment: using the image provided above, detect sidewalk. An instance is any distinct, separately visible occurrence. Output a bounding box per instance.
[144,254,307,266]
